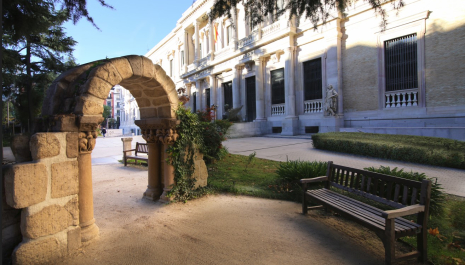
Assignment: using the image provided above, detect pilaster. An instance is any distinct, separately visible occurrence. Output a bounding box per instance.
[232,65,242,109]
[254,57,266,121]
[196,79,202,111]
[194,20,200,66]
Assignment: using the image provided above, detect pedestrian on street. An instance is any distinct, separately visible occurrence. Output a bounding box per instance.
[102,127,107,137]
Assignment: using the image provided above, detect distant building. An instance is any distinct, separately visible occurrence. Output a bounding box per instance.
[145,0,465,140]
[118,85,142,135]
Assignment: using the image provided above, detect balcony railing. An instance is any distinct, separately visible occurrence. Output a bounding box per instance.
[304,99,323,113]
[261,20,284,38]
[238,30,259,49]
[385,88,418,108]
[271,104,285,116]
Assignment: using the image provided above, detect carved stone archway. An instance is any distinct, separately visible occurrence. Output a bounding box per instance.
[4,55,206,264]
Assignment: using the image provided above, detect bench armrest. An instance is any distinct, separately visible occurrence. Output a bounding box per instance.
[382,204,425,219]
[300,176,328,184]
[123,149,136,153]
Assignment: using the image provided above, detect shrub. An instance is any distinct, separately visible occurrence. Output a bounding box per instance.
[449,200,465,230]
[312,132,465,169]
[364,166,445,217]
[275,160,328,202]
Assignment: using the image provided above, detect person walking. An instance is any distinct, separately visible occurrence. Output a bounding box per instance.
[102,127,107,137]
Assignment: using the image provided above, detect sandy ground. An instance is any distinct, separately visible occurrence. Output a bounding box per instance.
[58,163,386,265]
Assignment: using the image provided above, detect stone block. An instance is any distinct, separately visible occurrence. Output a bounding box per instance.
[4,163,48,209]
[139,108,158,119]
[11,135,32,163]
[109,57,133,79]
[64,197,79,226]
[66,133,79,158]
[124,55,144,78]
[143,87,166,97]
[51,161,79,198]
[88,62,123,86]
[21,204,73,239]
[75,94,104,115]
[77,115,104,131]
[128,89,143,97]
[82,76,113,100]
[136,97,151,107]
[13,236,65,265]
[152,96,170,106]
[158,106,174,118]
[30,133,61,160]
[51,114,78,132]
[67,226,81,254]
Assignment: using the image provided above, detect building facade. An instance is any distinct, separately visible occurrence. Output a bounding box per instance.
[145,0,465,140]
[118,85,142,135]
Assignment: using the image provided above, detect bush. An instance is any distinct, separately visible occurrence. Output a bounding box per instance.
[364,166,445,217]
[312,132,465,169]
[275,160,328,202]
[449,200,465,230]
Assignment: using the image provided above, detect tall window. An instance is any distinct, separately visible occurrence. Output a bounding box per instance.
[192,92,197,112]
[303,58,322,101]
[226,26,232,46]
[181,50,184,65]
[170,59,173,77]
[271,68,285,104]
[223,81,233,111]
[199,43,202,59]
[384,34,418,91]
[205,88,211,109]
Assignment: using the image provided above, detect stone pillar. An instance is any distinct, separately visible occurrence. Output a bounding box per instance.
[196,79,202,111]
[210,21,215,61]
[184,30,189,72]
[159,129,179,202]
[282,46,299,136]
[121,137,133,156]
[194,20,200,66]
[232,8,238,50]
[232,65,242,109]
[78,131,99,243]
[254,57,266,121]
[209,75,217,117]
[185,83,193,110]
[141,130,163,200]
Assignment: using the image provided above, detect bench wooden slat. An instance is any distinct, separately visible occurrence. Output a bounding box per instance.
[411,188,418,205]
[402,186,409,205]
[124,142,149,166]
[394,184,401,202]
[309,189,420,234]
[386,181,393,201]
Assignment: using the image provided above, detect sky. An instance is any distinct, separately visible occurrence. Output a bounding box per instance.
[63,0,197,65]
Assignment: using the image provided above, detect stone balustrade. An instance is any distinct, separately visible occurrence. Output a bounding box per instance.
[385,89,418,108]
[304,100,323,113]
[238,30,259,49]
[272,104,285,116]
[261,20,283,37]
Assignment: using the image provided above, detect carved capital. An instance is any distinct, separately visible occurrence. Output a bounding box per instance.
[79,131,97,153]
[141,129,159,143]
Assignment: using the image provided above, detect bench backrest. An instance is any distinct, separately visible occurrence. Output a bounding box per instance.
[135,143,148,156]
[326,161,431,210]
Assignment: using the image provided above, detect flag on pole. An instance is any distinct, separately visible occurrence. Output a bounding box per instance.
[214,24,218,43]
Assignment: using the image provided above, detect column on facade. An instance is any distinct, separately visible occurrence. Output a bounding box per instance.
[232,65,242,109]
[210,20,215,60]
[254,57,266,121]
[194,20,200,65]
[232,8,238,50]
[185,83,192,110]
[209,75,217,117]
[184,29,189,72]
[142,130,163,201]
[284,46,297,118]
[196,79,202,111]
[78,131,99,242]
[325,18,343,116]
[217,75,223,119]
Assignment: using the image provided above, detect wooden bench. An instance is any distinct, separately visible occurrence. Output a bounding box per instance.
[301,161,431,265]
[123,142,148,166]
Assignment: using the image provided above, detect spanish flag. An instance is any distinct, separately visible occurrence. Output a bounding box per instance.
[214,24,218,43]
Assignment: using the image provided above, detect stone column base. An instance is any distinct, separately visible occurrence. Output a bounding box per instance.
[80,221,99,243]
[143,186,163,201]
[159,188,173,203]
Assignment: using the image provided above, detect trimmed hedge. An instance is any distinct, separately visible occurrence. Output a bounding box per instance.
[312,132,465,169]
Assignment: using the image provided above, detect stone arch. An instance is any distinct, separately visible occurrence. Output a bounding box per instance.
[4,55,207,264]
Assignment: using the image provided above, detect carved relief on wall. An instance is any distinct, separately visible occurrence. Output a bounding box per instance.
[140,120,179,145]
[78,131,97,152]
[324,85,338,116]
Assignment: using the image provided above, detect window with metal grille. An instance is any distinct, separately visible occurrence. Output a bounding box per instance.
[384,34,418,92]
[205,88,211,109]
[271,68,285,104]
[223,81,233,111]
[303,58,322,100]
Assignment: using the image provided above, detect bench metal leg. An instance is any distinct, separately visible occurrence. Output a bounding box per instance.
[417,213,427,263]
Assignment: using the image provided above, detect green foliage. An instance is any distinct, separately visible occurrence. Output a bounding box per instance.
[244,151,256,172]
[312,132,465,169]
[449,200,465,230]
[364,166,445,217]
[275,160,328,202]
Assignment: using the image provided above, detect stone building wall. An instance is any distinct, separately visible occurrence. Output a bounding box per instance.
[4,132,81,264]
